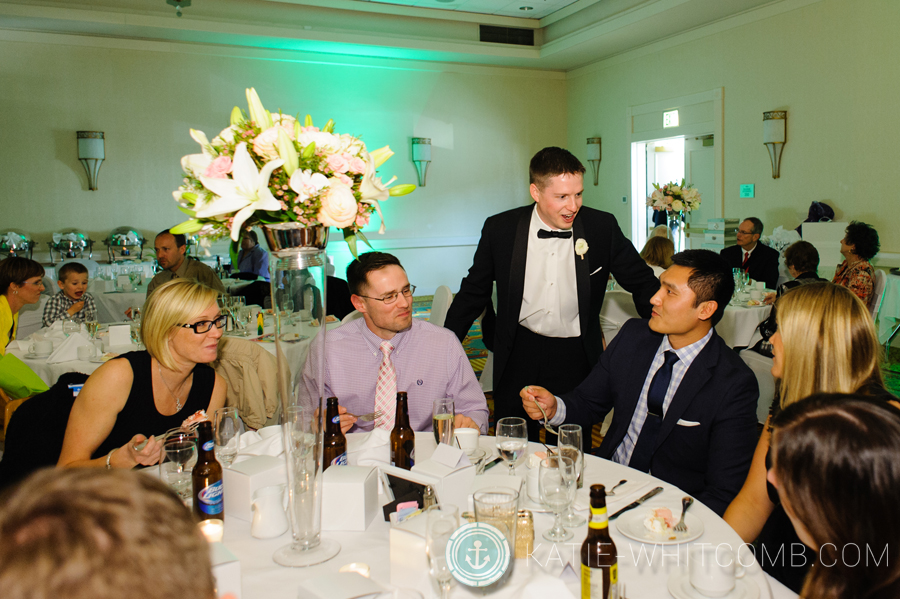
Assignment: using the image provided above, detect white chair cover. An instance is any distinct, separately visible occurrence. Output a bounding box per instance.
[871,269,887,318]
[739,349,776,424]
[341,310,364,325]
[429,285,453,327]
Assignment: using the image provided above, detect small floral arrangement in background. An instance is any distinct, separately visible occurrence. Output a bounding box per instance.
[171,88,416,256]
[646,179,702,213]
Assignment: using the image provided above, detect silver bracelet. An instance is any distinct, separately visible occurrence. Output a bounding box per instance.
[106,448,117,469]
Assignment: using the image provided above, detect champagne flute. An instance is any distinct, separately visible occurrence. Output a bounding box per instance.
[425,504,459,599]
[213,407,241,468]
[160,429,198,502]
[496,417,528,475]
[85,320,100,340]
[432,398,455,445]
[539,455,577,542]
[558,424,586,527]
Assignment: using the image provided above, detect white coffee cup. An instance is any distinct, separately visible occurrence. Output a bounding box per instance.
[251,484,289,539]
[689,545,745,597]
[77,344,96,361]
[756,281,766,291]
[34,340,53,356]
[454,428,479,450]
[749,289,763,301]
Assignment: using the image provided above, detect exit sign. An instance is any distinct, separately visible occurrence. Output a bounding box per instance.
[740,184,755,198]
[663,110,679,128]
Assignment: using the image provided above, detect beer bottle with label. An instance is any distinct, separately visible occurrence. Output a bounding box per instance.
[390,391,415,470]
[581,484,618,599]
[192,421,224,521]
[323,396,348,470]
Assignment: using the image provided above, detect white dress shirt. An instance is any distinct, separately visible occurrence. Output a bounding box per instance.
[518,206,580,338]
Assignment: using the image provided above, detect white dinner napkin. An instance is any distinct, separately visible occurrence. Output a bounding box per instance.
[38,320,68,341]
[507,570,577,599]
[235,427,284,460]
[569,479,652,513]
[46,331,92,364]
[346,429,391,466]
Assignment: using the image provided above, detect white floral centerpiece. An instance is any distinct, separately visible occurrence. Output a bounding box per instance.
[645,179,702,213]
[171,88,415,257]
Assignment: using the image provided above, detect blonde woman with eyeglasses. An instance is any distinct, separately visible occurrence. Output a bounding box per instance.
[59,279,226,469]
[0,257,45,355]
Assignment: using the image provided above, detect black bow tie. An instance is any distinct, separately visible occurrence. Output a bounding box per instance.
[537,229,572,239]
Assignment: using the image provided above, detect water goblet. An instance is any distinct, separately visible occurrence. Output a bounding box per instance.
[496,417,528,475]
[539,455,577,542]
[432,398,455,445]
[425,504,459,599]
[62,319,80,338]
[557,423,586,527]
[213,407,241,467]
[159,429,198,502]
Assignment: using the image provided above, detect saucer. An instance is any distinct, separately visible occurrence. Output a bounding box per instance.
[24,351,51,359]
[667,571,759,599]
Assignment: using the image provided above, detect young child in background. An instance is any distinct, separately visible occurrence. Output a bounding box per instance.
[42,262,98,327]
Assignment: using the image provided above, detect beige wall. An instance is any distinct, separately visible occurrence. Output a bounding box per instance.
[568,0,899,260]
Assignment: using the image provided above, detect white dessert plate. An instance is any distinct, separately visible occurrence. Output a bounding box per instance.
[23,352,51,359]
[616,506,704,545]
[667,571,759,599]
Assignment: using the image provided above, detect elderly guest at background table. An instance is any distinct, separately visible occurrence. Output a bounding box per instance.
[640,235,674,278]
[235,229,270,282]
[146,229,226,297]
[0,257,45,355]
[832,220,880,308]
[724,282,893,592]
[523,250,759,515]
[720,217,780,289]
[58,279,226,469]
[768,394,900,599]
[0,468,217,599]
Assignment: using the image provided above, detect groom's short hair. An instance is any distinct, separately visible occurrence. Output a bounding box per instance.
[529,147,585,190]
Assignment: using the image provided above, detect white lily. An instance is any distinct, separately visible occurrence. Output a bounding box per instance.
[190,129,216,158]
[246,88,272,130]
[181,153,212,179]
[196,142,284,241]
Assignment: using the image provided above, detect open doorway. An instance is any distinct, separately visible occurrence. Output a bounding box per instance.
[631,137,685,251]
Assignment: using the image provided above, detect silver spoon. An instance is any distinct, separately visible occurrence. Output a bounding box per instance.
[606,479,627,496]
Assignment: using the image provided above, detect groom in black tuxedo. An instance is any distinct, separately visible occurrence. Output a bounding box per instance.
[444,147,660,447]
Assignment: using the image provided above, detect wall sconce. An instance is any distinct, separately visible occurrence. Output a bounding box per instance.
[586,137,602,186]
[411,138,431,187]
[763,111,786,179]
[77,131,105,191]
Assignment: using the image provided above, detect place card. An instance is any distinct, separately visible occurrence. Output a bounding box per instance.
[296,572,384,599]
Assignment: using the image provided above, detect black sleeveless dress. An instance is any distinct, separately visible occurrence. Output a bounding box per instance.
[92,351,215,459]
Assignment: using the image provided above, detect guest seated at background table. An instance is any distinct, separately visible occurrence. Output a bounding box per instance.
[303,252,489,434]
[832,220,880,308]
[58,279,226,469]
[41,261,97,328]
[234,229,270,282]
[640,235,674,278]
[767,394,900,599]
[723,282,893,592]
[522,250,759,515]
[0,468,217,599]
[720,217,780,289]
[146,229,226,298]
[649,224,673,239]
[0,257,45,355]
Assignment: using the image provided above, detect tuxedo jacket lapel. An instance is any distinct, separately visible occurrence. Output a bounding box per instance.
[505,208,531,338]
[572,216,591,338]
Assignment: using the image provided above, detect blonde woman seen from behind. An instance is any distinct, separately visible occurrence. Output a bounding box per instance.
[639,236,674,278]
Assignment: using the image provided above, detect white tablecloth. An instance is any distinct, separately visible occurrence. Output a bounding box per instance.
[217,434,796,599]
[600,290,771,348]
[93,284,148,323]
[876,273,900,346]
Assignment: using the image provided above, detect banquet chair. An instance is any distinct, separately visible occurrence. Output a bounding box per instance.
[342,310,364,325]
[429,285,453,327]
[211,337,282,430]
[738,349,776,424]
[870,269,887,319]
[0,388,29,440]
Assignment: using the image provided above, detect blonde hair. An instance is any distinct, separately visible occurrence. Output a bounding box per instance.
[776,282,883,408]
[141,279,221,370]
[640,236,675,269]
[0,468,215,599]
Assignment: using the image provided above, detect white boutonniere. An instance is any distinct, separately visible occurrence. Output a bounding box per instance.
[575,238,588,260]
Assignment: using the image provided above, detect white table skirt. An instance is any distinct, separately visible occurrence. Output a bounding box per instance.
[93,285,148,323]
[218,434,796,599]
[876,273,900,346]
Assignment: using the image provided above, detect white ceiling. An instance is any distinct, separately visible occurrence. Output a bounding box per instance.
[355,0,583,20]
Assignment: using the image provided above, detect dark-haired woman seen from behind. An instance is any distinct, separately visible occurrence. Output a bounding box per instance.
[0,257,45,355]
[832,220,880,309]
[768,393,900,599]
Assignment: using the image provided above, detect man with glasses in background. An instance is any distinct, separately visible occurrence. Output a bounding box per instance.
[303,252,488,435]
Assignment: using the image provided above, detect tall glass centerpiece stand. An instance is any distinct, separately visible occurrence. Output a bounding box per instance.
[265,223,340,567]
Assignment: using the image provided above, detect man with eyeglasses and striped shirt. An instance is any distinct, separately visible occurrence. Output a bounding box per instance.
[302,252,488,435]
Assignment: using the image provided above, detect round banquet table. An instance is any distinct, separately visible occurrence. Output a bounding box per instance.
[92,283,148,323]
[215,434,797,599]
[601,290,772,348]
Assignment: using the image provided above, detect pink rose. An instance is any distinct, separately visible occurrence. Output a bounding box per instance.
[326,153,350,174]
[347,156,367,174]
[355,213,370,227]
[317,181,357,228]
[336,173,353,186]
[203,156,233,179]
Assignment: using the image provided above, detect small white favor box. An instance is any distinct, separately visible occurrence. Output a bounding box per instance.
[321,465,379,531]
[411,444,476,511]
[211,542,241,599]
[107,324,132,347]
[222,455,287,522]
[706,218,739,231]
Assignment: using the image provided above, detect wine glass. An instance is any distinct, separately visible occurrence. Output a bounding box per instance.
[213,407,241,467]
[495,417,528,475]
[85,320,100,340]
[539,455,577,542]
[432,398,455,445]
[62,319,80,338]
[557,424,586,527]
[425,504,459,599]
[159,429,198,502]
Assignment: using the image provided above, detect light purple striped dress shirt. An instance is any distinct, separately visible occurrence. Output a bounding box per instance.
[303,318,489,434]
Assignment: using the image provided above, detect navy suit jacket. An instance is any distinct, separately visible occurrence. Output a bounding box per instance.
[562,319,759,516]
[720,243,780,289]
[444,205,660,386]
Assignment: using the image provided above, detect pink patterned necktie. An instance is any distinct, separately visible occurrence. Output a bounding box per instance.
[374,340,397,431]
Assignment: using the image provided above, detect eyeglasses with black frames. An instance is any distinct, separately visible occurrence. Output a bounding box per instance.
[180,314,227,334]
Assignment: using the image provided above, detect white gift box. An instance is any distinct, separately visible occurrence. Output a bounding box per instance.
[411,444,476,511]
[222,455,287,522]
[210,542,241,599]
[321,465,379,532]
[388,516,430,594]
[107,324,132,347]
[706,218,739,231]
[703,232,737,245]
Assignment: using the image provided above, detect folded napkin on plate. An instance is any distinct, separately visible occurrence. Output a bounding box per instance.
[346,429,390,466]
[235,427,283,460]
[46,332,92,364]
[508,570,577,599]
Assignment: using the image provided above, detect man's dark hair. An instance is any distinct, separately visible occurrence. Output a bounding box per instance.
[743,217,764,236]
[783,240,819,274]
[844,220,880,261]
[346,252,403,296]
[671,249,733,326]
[157,229,186,248]
[57,262,88,282]
[529,147,585,190]
[243,230,259,245]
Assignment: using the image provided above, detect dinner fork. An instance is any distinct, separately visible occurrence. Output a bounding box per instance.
[528,393,558,436]
[349,410,384,422]
[605,479,627,496]
[674,496,693,532]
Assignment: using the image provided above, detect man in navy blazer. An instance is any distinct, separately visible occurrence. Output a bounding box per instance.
[445,147,660,447]
[522,250,758,515]
[720,218,780,289]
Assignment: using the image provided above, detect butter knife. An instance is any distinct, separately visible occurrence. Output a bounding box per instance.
[609,486,664,520]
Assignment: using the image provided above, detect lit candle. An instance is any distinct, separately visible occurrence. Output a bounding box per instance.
[198,519,224,543]
[338,562,371,577]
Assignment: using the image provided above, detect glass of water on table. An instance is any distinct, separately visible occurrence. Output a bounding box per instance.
[557,424,586,527]
[432,398,455,445]
[496,417,528,475]
[159,429,198,503]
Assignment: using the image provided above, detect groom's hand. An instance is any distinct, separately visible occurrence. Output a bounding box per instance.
[520,385,557,420]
